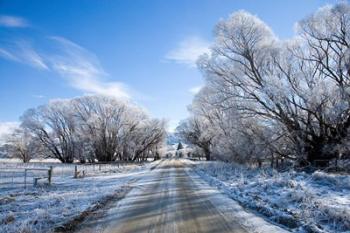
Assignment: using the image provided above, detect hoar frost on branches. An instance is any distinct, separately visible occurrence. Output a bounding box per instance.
[179,3,350,165]
[18,95,166,163]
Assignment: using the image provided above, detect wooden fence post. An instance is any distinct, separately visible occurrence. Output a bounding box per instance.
[48,166,53,185]
[24,169,27,189]
[74,165,78,178]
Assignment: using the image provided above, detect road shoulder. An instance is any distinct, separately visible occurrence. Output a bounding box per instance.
[184,160,291,233]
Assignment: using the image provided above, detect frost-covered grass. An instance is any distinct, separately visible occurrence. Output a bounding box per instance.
[0,161,158,233]
[0,159,142,189]
[194,161,350,233]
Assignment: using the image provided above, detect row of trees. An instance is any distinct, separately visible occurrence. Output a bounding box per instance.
[177,3,350,166]
[6,95,166,163]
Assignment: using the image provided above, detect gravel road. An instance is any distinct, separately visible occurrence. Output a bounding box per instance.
[74,159,288,233]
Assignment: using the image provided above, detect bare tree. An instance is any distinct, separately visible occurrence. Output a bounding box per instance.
[20,101,77,163]
[132,119,166,161]
[72,95,166,162]
[195,4,350,165]
[6,128,40,163]
[18,95,166,163]
[176,117,213,160]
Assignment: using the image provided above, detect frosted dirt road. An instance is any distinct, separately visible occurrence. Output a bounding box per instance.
[74,159,289,233]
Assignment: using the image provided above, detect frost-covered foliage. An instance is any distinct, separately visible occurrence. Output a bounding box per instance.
[180,2,350,165]
[195,161,350,232]
[17,95,166,163]
[4,128,42,163]
[176,117,213,160]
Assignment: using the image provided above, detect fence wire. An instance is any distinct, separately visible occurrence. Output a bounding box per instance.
[0,162,130,189]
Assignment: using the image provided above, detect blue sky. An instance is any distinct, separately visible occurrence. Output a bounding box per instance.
[0,0,338,133]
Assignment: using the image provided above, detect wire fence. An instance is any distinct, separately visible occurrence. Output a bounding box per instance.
[0,162,133,190]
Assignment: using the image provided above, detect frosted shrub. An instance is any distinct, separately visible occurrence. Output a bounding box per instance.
[312,171,350,189]
[195,161,350,232]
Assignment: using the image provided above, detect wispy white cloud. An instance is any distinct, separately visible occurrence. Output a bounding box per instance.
[189,85,203,95]
[0,35,130,99]
[18,42,48,70]
[165,36,210,67]
[0,42,48,70]
[0,15,28,27]
[0,48,19,61]
[48,36,130,99]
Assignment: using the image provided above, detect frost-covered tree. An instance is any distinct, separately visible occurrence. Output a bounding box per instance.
[129,119,166,161]
[21,100,78,163]
[72,96,129,162]
[6,128,40,163]
[190,3,350,165]
[72,96,166,162]
[176,117,213,160]
[187,85,278,164]
[19,95,166,163]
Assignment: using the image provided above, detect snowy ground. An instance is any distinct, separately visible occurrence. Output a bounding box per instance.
[2,158,348,233]
[0,159,147,190]
[193,161,350,233]
[0,160,160,233]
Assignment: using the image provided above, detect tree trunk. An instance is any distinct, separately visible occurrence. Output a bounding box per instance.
[204,147,211,161]
[305,139,334,167]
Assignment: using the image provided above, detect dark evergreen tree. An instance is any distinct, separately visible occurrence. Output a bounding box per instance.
[177,142,184,150]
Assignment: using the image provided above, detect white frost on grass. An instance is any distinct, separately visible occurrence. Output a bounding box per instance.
[193,161,350,233]
[185,163,290,233]
[0,161,160,233]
